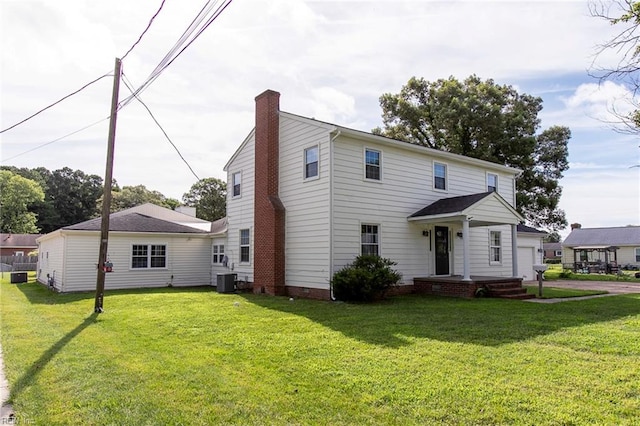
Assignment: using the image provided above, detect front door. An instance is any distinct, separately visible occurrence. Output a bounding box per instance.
[434,226,450,275]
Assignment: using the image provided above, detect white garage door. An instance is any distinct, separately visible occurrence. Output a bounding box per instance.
[517,247,535,281]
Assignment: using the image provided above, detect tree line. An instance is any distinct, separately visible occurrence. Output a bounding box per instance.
[0,166,226,234]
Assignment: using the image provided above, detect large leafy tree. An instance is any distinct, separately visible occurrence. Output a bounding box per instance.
[101,185,180,213]
[590,0,640,133]
[374,75,570,231]
[182,177,226,221]
[0,170,45,233]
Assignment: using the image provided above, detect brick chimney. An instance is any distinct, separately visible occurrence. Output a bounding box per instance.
[570,223,582,230]
[253,90,286,296]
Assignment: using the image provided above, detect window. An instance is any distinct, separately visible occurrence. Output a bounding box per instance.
[361,224,379,256]
[213,244,225,264]
[434,162,447,190]
[487,173,498,192]
[554,250,562,257]
[304,146,319,179]
[489,231,501,263]
[240,229,250,263]
[635,247,640,262]
[132,244,167,269]
[232,172,241,197]
[365,149,381,180]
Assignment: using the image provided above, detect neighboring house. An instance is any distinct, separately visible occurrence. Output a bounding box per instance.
[562,225,640,272]
[543,242,562,262]
[0,233,41,256]
[222,90,531,299]
[36,204,219,292]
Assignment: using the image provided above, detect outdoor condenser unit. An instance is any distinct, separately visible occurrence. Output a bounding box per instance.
[216,273,237,293]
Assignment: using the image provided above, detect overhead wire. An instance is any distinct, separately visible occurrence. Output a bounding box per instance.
[121,0,167,61]
[121,72,200,181]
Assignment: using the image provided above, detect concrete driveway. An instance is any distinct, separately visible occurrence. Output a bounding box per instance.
[525,279,640,294]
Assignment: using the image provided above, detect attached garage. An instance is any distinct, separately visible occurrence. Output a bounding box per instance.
[517,224,546,281]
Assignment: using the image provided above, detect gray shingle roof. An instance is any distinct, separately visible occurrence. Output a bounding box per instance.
[410,192,493,218]
[0,233,42,247]
[63,213,210,234]
[517,224,545,234]
[562,226,640,247]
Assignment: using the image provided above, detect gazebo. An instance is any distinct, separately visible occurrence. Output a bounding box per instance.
[571,245,619,274]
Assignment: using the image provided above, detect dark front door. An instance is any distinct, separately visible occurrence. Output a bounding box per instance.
[434,226,450,275]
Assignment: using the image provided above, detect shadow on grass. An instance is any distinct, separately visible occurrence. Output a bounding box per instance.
[13,281,215,305]
[244,293,640,348]
[8,313,99,403]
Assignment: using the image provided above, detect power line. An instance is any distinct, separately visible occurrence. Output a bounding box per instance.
[0,117,110,163]
[119,0,233,109]
[121,0,167,60]
[121,73,200,181]
[0,72,111,134]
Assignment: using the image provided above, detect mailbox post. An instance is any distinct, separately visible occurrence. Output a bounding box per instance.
[533,264,548,297]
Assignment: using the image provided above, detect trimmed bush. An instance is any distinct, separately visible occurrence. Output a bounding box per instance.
[331,255,402,302]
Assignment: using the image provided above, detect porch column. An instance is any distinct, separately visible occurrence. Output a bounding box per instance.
[462,218,471,281]
[511,224,518,278]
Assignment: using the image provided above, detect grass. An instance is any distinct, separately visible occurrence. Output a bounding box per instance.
[523,285,608,299]
[2,273,640,425]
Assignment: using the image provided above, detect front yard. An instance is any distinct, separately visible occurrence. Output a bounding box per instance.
[1,275,640,425]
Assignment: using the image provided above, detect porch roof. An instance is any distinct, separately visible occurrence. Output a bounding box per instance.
[408,191,523,226]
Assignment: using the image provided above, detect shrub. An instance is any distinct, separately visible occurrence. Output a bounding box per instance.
[558,269,573,279]
[331,255,402,302]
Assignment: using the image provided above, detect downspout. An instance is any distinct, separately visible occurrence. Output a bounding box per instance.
[329,129,341,301]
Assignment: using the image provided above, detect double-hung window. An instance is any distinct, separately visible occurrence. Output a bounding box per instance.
[635,247,640,262]
[361,224,379,256]
[487,173,498,192]
[213,244,225,264]
[132,244,167,269]
[240,229,250,263]
[489,231,501,263]
[365,149,381,181]
[232,172,241,197]
[304,146,319,179]
[434,162,447,190]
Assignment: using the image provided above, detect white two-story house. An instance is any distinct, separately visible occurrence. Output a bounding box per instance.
[223,90,531,300]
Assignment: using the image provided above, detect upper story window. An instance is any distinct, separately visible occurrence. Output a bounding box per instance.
[361,224,379,256]
[434,162,447,190]
[304,146,319,179]
[489,231,501,263]
[232,172,241,197]
[132,244,166,269]
[365,149,381,181]
[487,173,498,192]
[240,229,250,263]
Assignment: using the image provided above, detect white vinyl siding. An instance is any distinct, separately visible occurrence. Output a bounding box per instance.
[225,131,255,281]
[38,232,212,292]
[278,113,332,289]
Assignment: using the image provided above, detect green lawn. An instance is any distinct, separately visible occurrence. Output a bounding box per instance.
[523,285,608,299]
[2,275,640,425]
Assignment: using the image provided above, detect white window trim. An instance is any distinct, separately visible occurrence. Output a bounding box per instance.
[212,244,225,265]
[433,161,448,192]
[364,147,382,182]
[489,230,502,265]
[487,172,498,193]
[554,250,562,257]
[635,247,640,262]
[303,145,320,181]
[239,228,251,264]
[232,171,242,198]
[130,243,168,270]
[360,222,380,256]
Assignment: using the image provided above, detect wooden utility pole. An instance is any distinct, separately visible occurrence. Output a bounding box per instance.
[94,57,122,313]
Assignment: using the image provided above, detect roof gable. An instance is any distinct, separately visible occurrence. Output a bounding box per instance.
[562,226,640,247]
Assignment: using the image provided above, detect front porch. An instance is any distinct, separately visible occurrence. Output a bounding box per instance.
[414,276,534,299]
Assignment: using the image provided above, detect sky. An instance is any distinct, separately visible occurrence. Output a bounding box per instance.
[1,0,639,236]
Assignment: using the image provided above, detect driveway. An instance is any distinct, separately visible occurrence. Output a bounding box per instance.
[524,279,640,294]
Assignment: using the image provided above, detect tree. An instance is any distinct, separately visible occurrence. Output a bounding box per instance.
[544,232,562,243]
[375,75,570,231]
[0,170,45,233]
[590,0,640,133]
[182,178,226,221]
[102,185,180,213]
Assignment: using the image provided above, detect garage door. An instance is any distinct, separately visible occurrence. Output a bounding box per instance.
[517,247,535,281]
